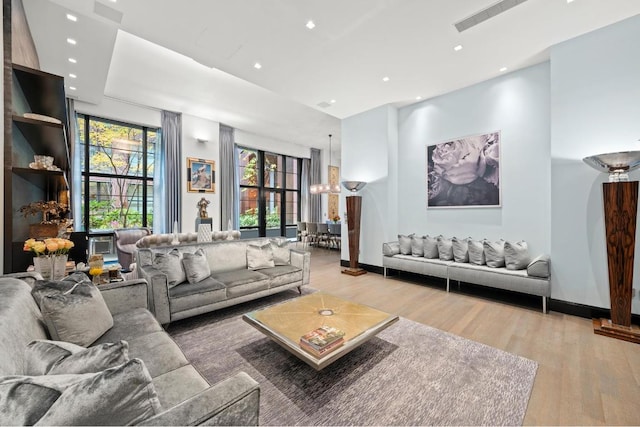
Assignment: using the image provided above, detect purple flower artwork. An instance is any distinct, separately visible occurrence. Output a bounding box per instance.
[426,131,500,208]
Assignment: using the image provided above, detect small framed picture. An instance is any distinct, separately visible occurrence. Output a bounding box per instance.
[187,157,216,193]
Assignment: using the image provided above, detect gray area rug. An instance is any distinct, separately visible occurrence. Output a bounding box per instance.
[168,289,537,426]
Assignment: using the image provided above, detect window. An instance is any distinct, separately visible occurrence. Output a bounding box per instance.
[238,147,301,238]
[77,115,157,233]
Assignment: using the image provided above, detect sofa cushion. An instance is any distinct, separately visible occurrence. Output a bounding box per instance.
[411,235,425,257]
[484,240,506,268]
[270,238,291,265]
[126,332,189,378]
[398,234,414,255]
[152,249,186,288]
[468,239,487,265]
[452,237,471,263]
[39,280,114,347]
[247,242,275,270]
[259,265,303,288]
[152,365,210,410]
[93,308,163,345]
[504,241,531,270]
[168,277,227,313]
[0,359,162,426]
[182,249,211,284]
[211,270,270,298]
[24,340,129,376]
[437,236,454,261]
[423,235,439,259]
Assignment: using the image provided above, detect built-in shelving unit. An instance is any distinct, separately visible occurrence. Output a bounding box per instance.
[3,63,70,272]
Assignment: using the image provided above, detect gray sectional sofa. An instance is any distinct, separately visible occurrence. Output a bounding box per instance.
[0,272,260,425]
[138,237,310,325]
[383,238,551,313]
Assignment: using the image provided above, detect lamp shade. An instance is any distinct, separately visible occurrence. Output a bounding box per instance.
[341,181,367,193]
[583,151,640,177]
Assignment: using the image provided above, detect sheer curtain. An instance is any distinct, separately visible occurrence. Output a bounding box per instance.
[153,128,166,233]
[67,98,82,227]
[219,125,238,230]
[160,111,182,232]
[300,158,310,222]
[309,148,321,222]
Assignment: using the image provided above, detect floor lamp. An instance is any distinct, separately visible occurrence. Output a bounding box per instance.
[583,151,640,344]
[341,181,367,276]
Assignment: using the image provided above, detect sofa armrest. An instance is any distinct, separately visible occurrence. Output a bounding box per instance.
[383,242,400,257]
[0,271,43,286]
[527,254,551,278]
[140,264,171,325]
[290,249,310,285]
[140,372,260,426]
[99,279,149,315]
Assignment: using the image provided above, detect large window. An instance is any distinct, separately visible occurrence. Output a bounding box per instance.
[77,115,157,233]
[238,147,300,238]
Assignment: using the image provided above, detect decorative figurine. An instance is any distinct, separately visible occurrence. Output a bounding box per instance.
[197,197,211,218]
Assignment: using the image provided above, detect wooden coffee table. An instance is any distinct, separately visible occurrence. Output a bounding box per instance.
[242,292,399,370]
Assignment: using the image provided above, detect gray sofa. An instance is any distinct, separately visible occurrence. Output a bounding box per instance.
[382,240,551,313]
[138,238,311,325]
[0,272,260,425]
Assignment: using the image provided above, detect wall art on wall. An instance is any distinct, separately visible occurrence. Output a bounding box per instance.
[328,165,340,219]
[187,157,216,193]
[426,131,500,208]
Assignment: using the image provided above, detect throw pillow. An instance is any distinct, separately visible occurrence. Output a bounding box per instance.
[452,237,471,263]
[423,235,439,259]
[24,340,129,376]
[270,238,291,266]
[527,254,551,278]
[39,280,114,347]
[398,234,414,255]
[182,248,211,284]
[152,249,186,288]
[0,359,163,426]
[437,236,454,261]
[468,239,487,265]
[247,242,275,270]
[31,274,87,310]
[504,241,531,270]
[484,240,506,268]
[410,235,425,257]
[382,242,400,256]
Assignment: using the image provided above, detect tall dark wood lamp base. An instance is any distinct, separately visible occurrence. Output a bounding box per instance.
[593,318,640,344]
[342,267,367,276]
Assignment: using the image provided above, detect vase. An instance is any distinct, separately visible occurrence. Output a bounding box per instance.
[33,254,68,280]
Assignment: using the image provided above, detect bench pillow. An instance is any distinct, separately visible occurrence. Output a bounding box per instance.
[484,240,506,268]
[411,235,425,257]
[437,236,454,261]
[504,241,531,270]
[527,254,551,278]
[452,237,471,263]
[383,242,400,257]
[468,239,487,265]
[423,235,439,259]
[398,234,414,255]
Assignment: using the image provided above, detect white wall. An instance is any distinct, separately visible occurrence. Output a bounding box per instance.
[550,14,640,313]
[396,63,552,256]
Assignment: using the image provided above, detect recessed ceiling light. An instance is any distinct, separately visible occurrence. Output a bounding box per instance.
[68,58,77,63]
[69,86,76,91]
[566,0,574,3]
[330,99,336,104]
[66,13,77,22]
[69,73,77,78]
[382,76,390,82]
[66,38,76,45]
[306,20,315,29]
[416,96,422,100]
[453,44,463,51]
[499,67,508,72]
[254,62,262,69]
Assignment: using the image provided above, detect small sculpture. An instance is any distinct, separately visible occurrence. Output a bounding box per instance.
[197,197,210,218]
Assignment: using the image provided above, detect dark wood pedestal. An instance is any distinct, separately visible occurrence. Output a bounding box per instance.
[593,181,640,344]
[342,195,366,276]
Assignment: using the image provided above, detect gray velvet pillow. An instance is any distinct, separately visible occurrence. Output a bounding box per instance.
[504,241,531,270]
[452,237,471,263]
[468,239,487,265]
[182,248,211,284]
[527,254,551,278]
[423,235,439,259]
[152,248,186,287]
[247,242,275,270]
[437,236,454,261]
[411,235,425,257]
[484,240,506,268]
[24,340,129,376]
[383,242,400,257]
[40,280,114,347]
[270,238,291,266]
[398,234,414,255]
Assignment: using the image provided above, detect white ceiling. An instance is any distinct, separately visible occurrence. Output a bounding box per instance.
[23,0,640,150]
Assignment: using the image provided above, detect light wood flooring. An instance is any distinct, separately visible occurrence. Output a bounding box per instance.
[303,246,640,426]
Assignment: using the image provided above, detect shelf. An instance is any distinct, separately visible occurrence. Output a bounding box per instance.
[12,167,67,192]
[12,63,67,123]
[12,115,69,170]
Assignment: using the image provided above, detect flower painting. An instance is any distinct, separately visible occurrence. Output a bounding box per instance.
[426,131,500,208]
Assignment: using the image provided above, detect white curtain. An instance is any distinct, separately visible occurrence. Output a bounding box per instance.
[309,148,321,222]
[160,111,182,232]
[220,125,238,230]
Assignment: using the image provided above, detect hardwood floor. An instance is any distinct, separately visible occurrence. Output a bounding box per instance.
[303,246,640,426]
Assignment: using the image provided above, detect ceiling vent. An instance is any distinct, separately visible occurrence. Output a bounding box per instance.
[94,1,123,24]
[317,101,332,108]
[454,0,528,32]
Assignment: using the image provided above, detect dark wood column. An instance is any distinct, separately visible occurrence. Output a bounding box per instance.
[342,195,366,276]
[593,181,640,343]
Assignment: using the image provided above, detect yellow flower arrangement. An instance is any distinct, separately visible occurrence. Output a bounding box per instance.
[88,267,103,277]
[23,238,74,257]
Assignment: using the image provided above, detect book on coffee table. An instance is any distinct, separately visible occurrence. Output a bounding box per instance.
[300,326,345,357]
[300,337,344,358]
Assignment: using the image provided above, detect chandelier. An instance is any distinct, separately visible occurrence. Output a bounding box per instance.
[310,134,341,194]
